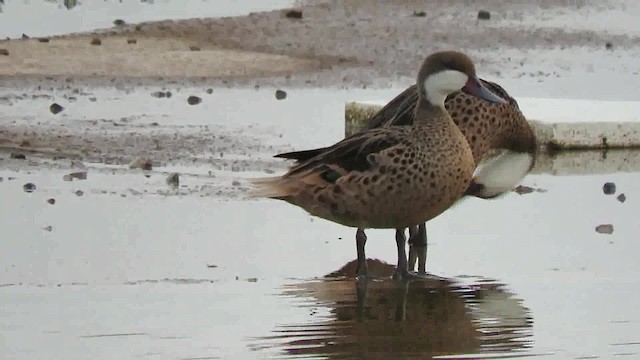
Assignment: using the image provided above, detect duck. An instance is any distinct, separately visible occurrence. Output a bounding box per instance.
[276,78,536,278]
[250,50,508,280]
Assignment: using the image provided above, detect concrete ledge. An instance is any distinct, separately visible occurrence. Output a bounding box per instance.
[345,99,640,149]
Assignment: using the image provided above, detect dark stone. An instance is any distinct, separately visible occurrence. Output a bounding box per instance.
[50,103,64,114]
[412,11,426,17]
[23,183,36,193]
[603,182,616,195]
[189,45,201,51]
[166,173,179,187]
[10,152,26,160]
[595,224,614,234]
[206,88,213,94]
[187,96,202,105]
[75,190,84,197]
[478,10,491,20]
[113,19,126,27]
[47,198,56,205]
[127,39,137,44]
[37,38,50,43]
[617,193,626,203]
[285,9,302,19]
[90,38,102,46]
[151,91,166,98]
[22,33,30,39]
[68,171,87,180]
[0,49,9,56]
[275,89,287,100]
[605,42,613,50]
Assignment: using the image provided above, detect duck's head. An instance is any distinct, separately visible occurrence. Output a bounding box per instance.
[418,51,507,107]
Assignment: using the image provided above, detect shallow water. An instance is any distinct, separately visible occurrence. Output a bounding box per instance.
[1,86,640,359]
[2,160,640,359]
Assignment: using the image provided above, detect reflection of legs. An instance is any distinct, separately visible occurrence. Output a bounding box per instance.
[355,228,368,278]
[355,276,369,321]
[394,279,409,321]
[408,223,428,273]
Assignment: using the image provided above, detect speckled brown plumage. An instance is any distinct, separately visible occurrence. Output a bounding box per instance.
[251,52,482,230]
[280,80,535,166]
[369,81,536,163]
[252,51,510,279]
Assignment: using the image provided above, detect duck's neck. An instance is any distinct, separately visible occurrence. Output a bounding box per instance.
[414,88,450,126]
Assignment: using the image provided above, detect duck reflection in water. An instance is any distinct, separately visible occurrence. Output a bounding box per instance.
[254,259,534,359]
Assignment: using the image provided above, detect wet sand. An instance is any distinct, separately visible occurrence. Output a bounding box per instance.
[2,0,639,88]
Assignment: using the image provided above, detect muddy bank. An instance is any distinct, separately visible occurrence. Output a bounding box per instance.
[1,0,638,88]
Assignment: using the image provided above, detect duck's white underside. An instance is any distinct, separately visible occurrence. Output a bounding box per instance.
[472,150,535,198]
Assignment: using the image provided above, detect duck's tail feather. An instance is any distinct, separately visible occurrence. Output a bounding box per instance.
[248,176,293,199]
[248,170,332,200]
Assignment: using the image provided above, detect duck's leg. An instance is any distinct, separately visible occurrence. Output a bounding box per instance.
[355,228,368,278]
[408,223,428,273]
[394,227,437,281]
[392,228,410,280]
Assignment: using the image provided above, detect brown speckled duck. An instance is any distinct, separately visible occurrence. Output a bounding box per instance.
[277,77,536,279]
[250,51,508,279]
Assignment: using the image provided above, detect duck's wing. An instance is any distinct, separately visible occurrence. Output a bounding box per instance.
[250,127,407,199]
[366,85,418,130]
[286,127,407,177]
[273,147,329,162]
[273,87,417,164]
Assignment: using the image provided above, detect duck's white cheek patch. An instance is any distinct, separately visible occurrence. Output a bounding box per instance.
[423,70,468,106]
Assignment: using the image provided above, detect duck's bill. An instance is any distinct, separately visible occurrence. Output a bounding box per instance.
[462,76,507,104]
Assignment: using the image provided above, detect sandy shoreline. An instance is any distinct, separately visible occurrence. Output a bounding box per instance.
[1,0,638,88]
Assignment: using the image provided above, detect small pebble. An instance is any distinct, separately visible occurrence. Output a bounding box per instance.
[605,42,613,50]
[187,96,202,105]
[206,88,213,94]
[232,180,241,186]
[113,19,126,27]
[68,171,87,180]
[617,193,626,203]
[10,152,26,160]
[275,89,287,100]
[477,10,491,20]
[514,185,534,195]
[47,198,56,205]
[284,9,302,19]
[62,174,73,181]
[129,157,153,170]
[595,224,614,234]
[207,264,218,268]
[166,173,180,187]
[43,225,53,232]
[23,183,36,193]
[412,10,426,17]
[90,38,102,46]
[151,91,166,98]
[37,38,50,43]
[75,190,84,197]
[50,103,64,115]
[127,39,137,44]
[603,182,616,195]
[189,45,201,51]
[0,49,9,56]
